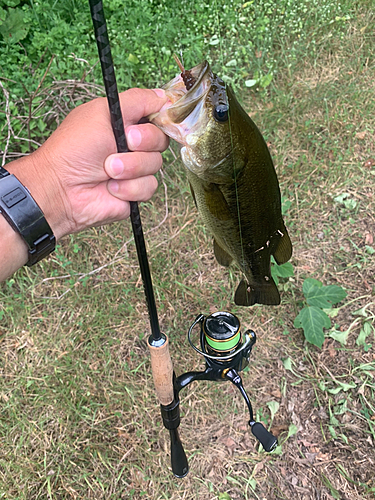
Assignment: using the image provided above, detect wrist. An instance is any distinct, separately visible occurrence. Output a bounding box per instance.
[0,163,56,268]
[5,151,70,241]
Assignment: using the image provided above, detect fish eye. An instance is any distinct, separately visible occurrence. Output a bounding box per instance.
[213,104,229,122]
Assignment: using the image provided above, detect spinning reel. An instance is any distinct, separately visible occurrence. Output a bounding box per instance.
[159,312,278,477]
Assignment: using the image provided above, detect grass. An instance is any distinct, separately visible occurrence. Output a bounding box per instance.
[1,0,375,499]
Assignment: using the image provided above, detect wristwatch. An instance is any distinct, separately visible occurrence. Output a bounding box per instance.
[0,165,56,266]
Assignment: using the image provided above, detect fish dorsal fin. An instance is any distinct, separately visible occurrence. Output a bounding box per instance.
[273,225,293,265]
[204,183,232,221]
[213,239,233,267]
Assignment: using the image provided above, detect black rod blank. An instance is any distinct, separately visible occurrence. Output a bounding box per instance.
[88,0,161,341]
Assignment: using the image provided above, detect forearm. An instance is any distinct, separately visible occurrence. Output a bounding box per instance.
[0,212,29,281]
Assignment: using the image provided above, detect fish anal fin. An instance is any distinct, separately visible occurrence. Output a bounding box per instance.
[204,183,232,221]
[273,226,293,265]
[234,279,281,306]
[213,239,233,267]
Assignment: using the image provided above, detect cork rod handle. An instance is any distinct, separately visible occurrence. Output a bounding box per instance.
[148,336,174,406]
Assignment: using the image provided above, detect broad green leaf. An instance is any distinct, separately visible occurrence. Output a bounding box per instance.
[2,0,20,6]
[260,72,273,88]
[286,423,298,439]
[329,328,350,345]
[327,387,342,394]
[272,261,294,278]
[267,400,280,420]
[248,478,257,491]
[333,192,358,210]
[282,357,293,371]
[271,267,279,286]
[329,426,338,439]
[0,8,6,26]
[352,305,371,317]
[209,35,220,45]
[127,53,139,64]
[354,363,375,373]
[0,8,28,44]
[305,284,347,308]
[324,307,340,318]
[330,415,339,426]
[272,444,283,455]
[356,322,373,351]
[218,493,231,500]
[302,278,323,295]
[225,59,237,67]
[294,306,331,348]
[245,79,257,87]
[294,314,302,328]
[337,380,356,391]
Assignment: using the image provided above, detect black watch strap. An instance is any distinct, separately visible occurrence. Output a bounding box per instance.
[0,166,56,266]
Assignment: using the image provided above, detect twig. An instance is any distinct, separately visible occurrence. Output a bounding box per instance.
[27,54,55,150]
[0,81,11,166]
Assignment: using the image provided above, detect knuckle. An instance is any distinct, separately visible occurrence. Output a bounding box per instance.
[123,88,144,101]
[123,157,138,177]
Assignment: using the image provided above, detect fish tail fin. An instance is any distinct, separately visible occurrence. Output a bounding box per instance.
[273,226,292,264]
[234,279,280,306]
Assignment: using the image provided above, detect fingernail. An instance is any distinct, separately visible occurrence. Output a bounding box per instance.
[108,179,119,193]
[108,157,124,176]
[152,88,166,98]
[127,127,142,149]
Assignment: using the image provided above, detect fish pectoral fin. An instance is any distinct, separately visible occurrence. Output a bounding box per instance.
[273,226,293,264]
[213,239,233,267]
[204,183,232,221]
[234,279,281,306]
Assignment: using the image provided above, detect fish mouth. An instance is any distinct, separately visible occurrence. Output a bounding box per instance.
[149,61,212,144]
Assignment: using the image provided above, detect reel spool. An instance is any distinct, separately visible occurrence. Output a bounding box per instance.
[187,311,255,372]
[203,311,241,358]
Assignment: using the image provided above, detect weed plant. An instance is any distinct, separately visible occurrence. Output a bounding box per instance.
[1,0,352,153]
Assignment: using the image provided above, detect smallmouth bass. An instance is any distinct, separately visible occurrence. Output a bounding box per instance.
[150,59,292,306]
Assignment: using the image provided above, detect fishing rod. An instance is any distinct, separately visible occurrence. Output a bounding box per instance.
[88,0,188,478]
[88,0,278,477]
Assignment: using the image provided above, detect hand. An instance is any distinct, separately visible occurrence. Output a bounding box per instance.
[8,88,169,240]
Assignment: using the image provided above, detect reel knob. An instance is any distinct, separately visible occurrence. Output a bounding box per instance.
[250,421,278,452]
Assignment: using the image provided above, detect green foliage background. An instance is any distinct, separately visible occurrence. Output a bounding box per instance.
[1,0,350,103]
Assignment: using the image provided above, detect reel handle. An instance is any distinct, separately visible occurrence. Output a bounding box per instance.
[250,422,278,452]
[161,397,189,477]
[169,428,189,478]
